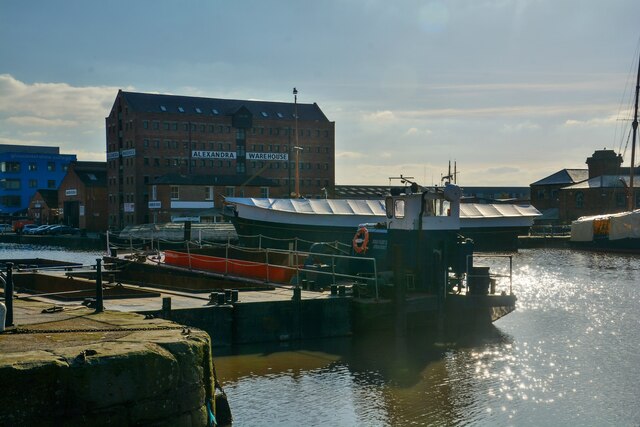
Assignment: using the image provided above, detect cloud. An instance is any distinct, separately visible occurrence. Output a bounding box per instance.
[336,151,366,159]
[486,166,520,175]
[404,127,433,137]
[362,110,396,123]
[0,74,129,158]
[0,74,121,119]
[563,114,620,128]
[6,116,78,127]
[401,103,618,119]
[501,121,540,133]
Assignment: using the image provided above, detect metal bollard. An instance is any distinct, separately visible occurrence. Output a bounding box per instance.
[231,289,239,303]
[5,263,14,327]
[292,286,302,301]
[162,297,172,318]
[224,289,232,303]
[216,292,226,305]
[95,259,104,313]
[338,285,346,296]
[330,285,338,296]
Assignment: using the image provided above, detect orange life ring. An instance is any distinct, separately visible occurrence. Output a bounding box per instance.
[352,226,369,254]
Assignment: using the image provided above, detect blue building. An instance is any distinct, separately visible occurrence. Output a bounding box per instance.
[0,144,76,216]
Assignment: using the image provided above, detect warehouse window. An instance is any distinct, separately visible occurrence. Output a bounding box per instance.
[170,186,179,200]
[205,186,214,200]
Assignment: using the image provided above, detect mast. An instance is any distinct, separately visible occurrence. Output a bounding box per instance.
[629,53,640,211]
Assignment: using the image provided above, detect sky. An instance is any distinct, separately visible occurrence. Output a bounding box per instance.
[1,0,640,187]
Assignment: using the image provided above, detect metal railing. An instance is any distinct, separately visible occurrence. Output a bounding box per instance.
[529,225,571,237]
[465,254,514,295]
[1,259,108,329]
[164,242,380,299]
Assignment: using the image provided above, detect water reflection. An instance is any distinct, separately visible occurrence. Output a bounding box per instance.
[213,327,513,426]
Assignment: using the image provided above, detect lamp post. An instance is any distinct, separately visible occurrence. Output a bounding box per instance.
[293,87,300,198]
[294,146,303,198]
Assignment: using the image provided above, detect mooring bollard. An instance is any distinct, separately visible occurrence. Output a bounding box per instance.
[216,292,226,305]
[330,284,338,296]
[95,259,104,313]
[224,289,232,303]
[162,297,172,318]
[0,300,6,332]
[231,289,239,303]
[4,262,13,327]
[292,286,302,301]
[338,285,346,296]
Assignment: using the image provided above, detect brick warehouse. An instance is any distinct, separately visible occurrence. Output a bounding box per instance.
[106,91,335,228]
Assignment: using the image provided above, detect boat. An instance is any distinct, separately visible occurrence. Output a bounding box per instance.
[570,53,640,253]
[570,209,640,252]
[162,245,305,284]
[333,178,517,330]
[212,177,516,330]
[224,190,540,252]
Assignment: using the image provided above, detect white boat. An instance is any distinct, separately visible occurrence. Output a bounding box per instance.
[570,53,640,253]
[224,193,540,251]
[570,209,640,253]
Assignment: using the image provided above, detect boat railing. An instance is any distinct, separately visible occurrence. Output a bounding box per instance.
[106,229,239,254]
[106,230,353,258]
[291,252,380,300]
[235,232,352,253]
[465,254,513,295]
[165,243,380,299]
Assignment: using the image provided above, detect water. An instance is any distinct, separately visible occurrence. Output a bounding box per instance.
[214,249,640,426]
[0,243,104,266]
[2,245,639,425]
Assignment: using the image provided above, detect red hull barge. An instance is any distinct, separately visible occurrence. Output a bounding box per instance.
[163,249,299,284]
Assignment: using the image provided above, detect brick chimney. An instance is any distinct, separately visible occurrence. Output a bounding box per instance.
[586,149,622,178]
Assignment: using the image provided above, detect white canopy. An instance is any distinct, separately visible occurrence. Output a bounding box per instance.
[226,197,540,220]
[571,209,640,241]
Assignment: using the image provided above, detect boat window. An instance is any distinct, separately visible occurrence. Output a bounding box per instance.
[423,199,435,216]
[395,200,405,219]
[385,197,394,218]
[435,200,450,216]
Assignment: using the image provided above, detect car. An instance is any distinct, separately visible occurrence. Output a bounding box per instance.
[47,225,80,236]
[0,224,12,233]
[31,224,58,235]
[20,224,39,233]
[24,224,53,235]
